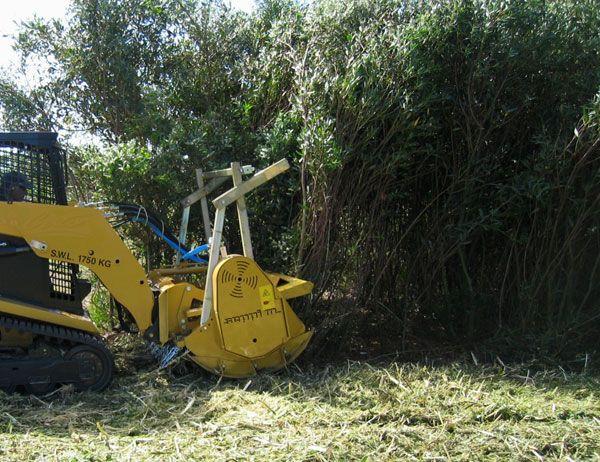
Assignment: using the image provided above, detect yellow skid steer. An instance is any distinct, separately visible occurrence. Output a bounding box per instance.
[0,132,312,393]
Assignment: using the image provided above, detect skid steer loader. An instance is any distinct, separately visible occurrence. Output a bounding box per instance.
[0,132,313,393]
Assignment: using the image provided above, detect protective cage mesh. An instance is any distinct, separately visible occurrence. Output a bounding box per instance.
[49,260,77,299]
[0,136,77,300]
[0,142,67,204]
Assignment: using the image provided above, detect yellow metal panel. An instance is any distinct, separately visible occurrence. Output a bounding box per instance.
[213,256,289,358]
[268,272,314,299]
[158,282,204,344]
[0,202,154,332]
[187,329,313,378]
[281,298,309,338]
[183,255,313,378]
[0,296,98,333]
[158,282,176,344]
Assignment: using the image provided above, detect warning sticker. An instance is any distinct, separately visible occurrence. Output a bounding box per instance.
[258,284,276,310]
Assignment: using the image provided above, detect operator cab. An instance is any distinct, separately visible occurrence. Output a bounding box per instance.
[0,132,91,314]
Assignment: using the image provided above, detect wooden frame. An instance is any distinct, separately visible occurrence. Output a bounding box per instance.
[176,159,291,325]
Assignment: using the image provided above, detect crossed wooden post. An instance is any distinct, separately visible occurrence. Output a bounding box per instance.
[177,159,291,325]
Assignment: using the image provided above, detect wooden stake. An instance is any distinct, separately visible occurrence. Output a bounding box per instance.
[231,162,253,259]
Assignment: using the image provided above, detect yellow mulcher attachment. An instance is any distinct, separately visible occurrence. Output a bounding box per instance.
[148,159,313,377]
[0,132,312,392]
[153,258,313,377]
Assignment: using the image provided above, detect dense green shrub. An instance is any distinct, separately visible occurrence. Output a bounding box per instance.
[287,0,600,359]
[2,0,600,359]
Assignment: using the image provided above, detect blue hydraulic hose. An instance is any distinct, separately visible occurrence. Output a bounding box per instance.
[181,243,210,261]
[130,217,208,264]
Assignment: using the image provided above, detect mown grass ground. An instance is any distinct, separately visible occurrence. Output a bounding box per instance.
[0,337,598,461]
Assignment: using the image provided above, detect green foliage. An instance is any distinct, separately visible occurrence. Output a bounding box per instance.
[86,277,113,330]
[288,0,600,359]
[2,0,600,358]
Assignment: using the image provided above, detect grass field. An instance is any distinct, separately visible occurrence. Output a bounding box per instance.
[0,337,599,461]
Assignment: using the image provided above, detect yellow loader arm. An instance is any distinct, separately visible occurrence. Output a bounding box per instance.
[0,202,154,332]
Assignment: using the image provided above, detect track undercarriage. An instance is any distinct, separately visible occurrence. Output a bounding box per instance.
[0,316,113,393]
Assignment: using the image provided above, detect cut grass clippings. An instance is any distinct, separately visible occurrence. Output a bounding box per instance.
[0,337,598,461]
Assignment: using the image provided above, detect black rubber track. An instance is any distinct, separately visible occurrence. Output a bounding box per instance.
[0,315,114,393]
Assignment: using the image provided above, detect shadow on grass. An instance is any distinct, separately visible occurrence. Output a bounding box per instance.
[1,345,599,440]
